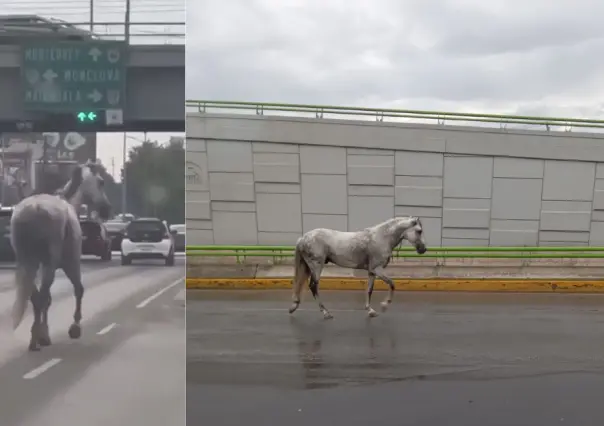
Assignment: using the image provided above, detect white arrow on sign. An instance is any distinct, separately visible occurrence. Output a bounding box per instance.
[42,69,58,81]
[88,47,102,62]
[87,89,103,103]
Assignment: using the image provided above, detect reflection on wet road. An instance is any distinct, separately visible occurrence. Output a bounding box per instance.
[187,290,604,426]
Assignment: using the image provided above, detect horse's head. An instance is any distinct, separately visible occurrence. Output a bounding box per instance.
[397,216,427,254]
[64,161,112,220]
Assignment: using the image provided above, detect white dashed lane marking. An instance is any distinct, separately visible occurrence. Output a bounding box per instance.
[97,323,117,335]
[23,358,62,380]
[136,278,183,309]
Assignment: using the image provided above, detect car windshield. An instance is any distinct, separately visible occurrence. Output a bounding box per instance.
[127,221,165,233]
[105,221,126,232]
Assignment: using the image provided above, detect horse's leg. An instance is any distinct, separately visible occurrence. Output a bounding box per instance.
[365,272,378,318]
[62,262,84,339]
[307,260,332,319]
[372,266,395,312]
[37,264,56,346]
[28,288,42,351]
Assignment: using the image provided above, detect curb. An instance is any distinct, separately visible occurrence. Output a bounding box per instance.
[185,277,604,292]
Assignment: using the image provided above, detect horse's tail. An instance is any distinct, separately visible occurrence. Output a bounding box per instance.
[10,213,44,329]
[12,264,37,330]
[289,242,310,314]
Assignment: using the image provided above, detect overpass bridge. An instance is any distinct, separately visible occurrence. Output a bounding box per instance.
[0,43,184,132]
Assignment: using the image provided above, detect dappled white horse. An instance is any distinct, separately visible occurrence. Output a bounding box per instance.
[289,216,427,319]
[11,161,111,351]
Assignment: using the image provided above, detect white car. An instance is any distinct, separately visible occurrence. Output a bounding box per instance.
[120,218,176,266]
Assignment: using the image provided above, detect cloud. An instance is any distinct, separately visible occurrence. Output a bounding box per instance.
[187,0,604,118]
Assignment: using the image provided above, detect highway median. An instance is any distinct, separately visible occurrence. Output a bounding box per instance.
[186,251,604,293]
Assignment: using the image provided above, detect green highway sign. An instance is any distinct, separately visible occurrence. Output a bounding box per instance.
[21,41,126,112]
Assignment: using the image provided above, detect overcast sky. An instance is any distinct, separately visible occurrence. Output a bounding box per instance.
[6,0,184,180]
[188,0,604,120]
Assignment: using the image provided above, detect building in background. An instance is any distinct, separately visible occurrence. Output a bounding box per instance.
[0,132,96,205]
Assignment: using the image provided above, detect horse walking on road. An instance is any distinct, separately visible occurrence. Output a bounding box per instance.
[10,161,111,351]
[289,216,427,319]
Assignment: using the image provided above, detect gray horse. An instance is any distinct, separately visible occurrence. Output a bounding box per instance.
[289,216,427,319]
[10,161,111,351]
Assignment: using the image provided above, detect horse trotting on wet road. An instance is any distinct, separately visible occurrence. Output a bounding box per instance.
[289,216,427,319]
[10,161,111,351]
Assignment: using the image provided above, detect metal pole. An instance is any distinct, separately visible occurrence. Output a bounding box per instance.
[89,0,94,32]
[120,1,131,216]
[125,0,131,43]
[0,135,4,206]
[122,133,127,214]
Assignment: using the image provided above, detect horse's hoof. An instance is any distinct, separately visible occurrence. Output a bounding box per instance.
[380,302,390,312]
[289,303,299,314]
[38,336,52,346]
[323,313,334,320]
[28,342,40,352]
[368,309,379,318]
[68,324,81,339]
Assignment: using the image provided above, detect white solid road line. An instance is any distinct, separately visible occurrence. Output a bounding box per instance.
[136,278,184,309]
[97,322,117,335]
[23,358,62,380]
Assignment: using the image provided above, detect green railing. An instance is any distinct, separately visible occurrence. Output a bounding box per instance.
[186,245,604,262]
[186,100,604,131]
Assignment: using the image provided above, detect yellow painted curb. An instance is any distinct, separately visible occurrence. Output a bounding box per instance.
[186,277,604,292]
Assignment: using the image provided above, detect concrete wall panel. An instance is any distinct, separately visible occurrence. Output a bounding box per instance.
[303,214,348,233]
[395,176,443,207]
[540,201,591,232]
[442,198,491,229]
[300,146,346,174]
[489,220,539,246]
[301,174,347,215]
[206,140,253,172]
[347,154,394,186]
[542,160,595,201]
[186,191,210,220]
[395,151,443,176]
[491,178,543,220]
[493,157,544,179]
[443,156,493,199]
[348,196,394,231]
[253,153,300,183]
[256,193,302,233]
[209,172,255,202]
[395,206,442,218]
[212,211,258,245]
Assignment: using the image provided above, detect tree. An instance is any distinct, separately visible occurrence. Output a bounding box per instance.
[122,138,184,224]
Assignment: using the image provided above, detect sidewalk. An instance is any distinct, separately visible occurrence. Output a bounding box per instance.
[187,256,604,280]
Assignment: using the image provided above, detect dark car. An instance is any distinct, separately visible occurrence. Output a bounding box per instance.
[80,219,112,261]
[169,224,185,252]
[105,220,128,251]
[0,207,14,260]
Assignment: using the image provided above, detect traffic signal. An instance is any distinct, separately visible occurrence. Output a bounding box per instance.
[76,111,98,122]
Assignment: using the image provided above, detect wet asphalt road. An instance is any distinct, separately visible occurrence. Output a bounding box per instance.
[0,254,185,426]
[188,290,604,426]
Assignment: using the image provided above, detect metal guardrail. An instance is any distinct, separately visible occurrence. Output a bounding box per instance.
[186,100,604,132]
[186,245,604,261]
